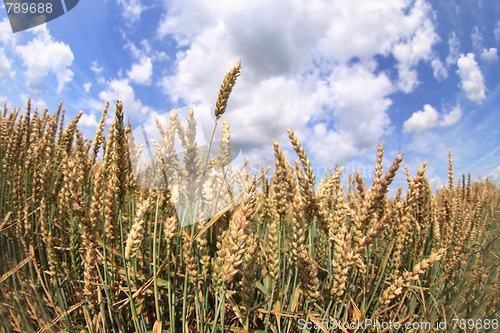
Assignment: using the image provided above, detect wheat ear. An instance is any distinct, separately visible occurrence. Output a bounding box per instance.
[215,60,242,119]
[381,248,446,305]
[125,193,154,261]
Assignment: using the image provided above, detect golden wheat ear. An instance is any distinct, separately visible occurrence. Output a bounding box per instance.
[125,193,154,261]
[215,60,241,119]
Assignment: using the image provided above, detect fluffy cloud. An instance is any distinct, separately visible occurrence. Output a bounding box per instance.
[396,65,419,93]
[488,166,500,187]
[98,78,154,121]
[157,0,439,165]
[0,49,14,79]
[83,82,92,93]
[308,64,393,164]
[431,58,448,81]
[440,106,462,127]
[471,26,483,51]
[0,18,18,46]
[15,29,74,92]
[404,104,439,133]
[428,176,446,192]
[90,60,103,74]
[90,60,105,85]
[480,48,498,62]
[19,94,46,110]
[391,1,440,92]
[446,32,461,66]
[0,21,74,92]
[80,113,99,130]
[117,0,145,22]
[127,57,153,85]
[404,104,462,133]
[457,53,486,103]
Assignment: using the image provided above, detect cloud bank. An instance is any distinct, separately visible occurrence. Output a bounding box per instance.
[157,0,441,164]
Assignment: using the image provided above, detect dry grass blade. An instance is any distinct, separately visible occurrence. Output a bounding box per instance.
[0,257,30,284]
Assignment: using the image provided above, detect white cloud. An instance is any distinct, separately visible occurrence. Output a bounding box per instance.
[127,57,153,85]
[125,40,151,60]
[19,94,46,111]
[391,2,439,92]
[117,0,145,23]
[98,78,154,121]
[396,65,419,93]
[159,0,438,79]
[83,82,92,93]
[440,105,461,126]
[138,39,169,61]
[157,0,440,165]
[0,18,10,32]
[80,113,99,130]
[457,53,486,103]
[404,104,462,133]
[431,58,448,81]
[403,104,439,133]
[0,18,18,46]
[90,60,105,85]
[429,176,445,192]
[0,49,14,79]
[15,29,74,92]
[122,41,165,87]
[480,48,498,62]
[446,32,461,66]
[471,26,483,51]
[308,64,393,164]
[487,166,500,187]
[90,60,103,74]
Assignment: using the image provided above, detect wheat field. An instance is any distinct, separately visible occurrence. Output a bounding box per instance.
[0,62,499,332]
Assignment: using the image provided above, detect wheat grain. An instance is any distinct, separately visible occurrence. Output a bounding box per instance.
[266,202,280,289]
[287,128,315,187]
[298,249,320,303]
[90,100,109,165]
[182,230,200,286]
[124,193,154,261]
[381,248,446,305]
[448,149,454,192]
[113,101,127,210]
[215,60,241,118]
[213,177,257,292]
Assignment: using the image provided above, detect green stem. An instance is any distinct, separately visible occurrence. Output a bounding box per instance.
[167,259,175,332]
[211,290,224,333]
[120,211,140,332]
[264,288,275,332]
[153,193,161,322]
[182,263,189,333]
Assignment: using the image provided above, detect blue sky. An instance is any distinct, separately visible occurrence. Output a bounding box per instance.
[1,0,499,191]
